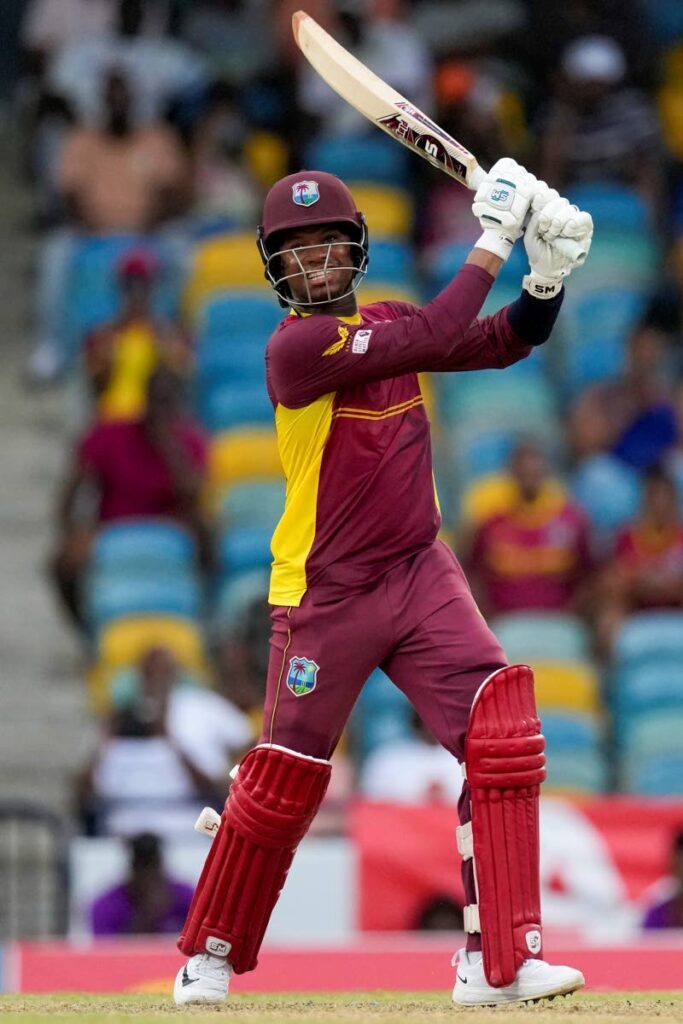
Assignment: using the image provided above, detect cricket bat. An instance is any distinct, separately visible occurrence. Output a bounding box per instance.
[292,11,585,261]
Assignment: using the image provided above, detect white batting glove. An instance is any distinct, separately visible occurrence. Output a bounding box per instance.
[523,199,594,299]
[472,158,538,262]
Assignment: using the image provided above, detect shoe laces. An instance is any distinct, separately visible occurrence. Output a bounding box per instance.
[194,953,229,980]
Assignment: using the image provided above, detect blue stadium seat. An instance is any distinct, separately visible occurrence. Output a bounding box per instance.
[559,288,645,395]
[567,182,650,234]
[221,480,285,530]
[492,612,592,663]
[364,239,413,285]
[614,610,683,667]
[219,525,273,575]
[196,334,266,387]
[91,520,196,570]
[200,383,274,433]
[304,135,410,188]
[86,572,202,632]
[613,662,683,721]
[197,292,282,341]
[212,568,271,634]
[623,755,683,796]
[350,668,412,761]
[571,455,641,536]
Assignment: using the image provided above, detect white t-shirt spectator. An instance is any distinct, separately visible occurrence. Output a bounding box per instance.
[359,739,463,804]
[167,686,254,780]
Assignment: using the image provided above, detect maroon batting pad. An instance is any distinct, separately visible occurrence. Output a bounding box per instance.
[178,744,331,973]
[466,664,546,987]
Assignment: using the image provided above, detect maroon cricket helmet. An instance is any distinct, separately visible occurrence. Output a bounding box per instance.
[257,170,369,306]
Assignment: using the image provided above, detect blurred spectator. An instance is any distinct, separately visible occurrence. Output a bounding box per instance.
[90,831,194,935]
[537,35,662,214]
[190,82,262,228]
[296,0,432,138]
[84,248,190,421]
[642,829,683,929]
[415,894,464,932]
[217,593,271,729]
[50,368,209,630]
[47,0,205,126]
[359,712,463,804]
[77,648,224,836]
[178,0,272,86]
[462,440,593,618]
[596,467,683,652]
[21,0,117,75]
[569,325,678,470]
[30,66,190,382]
[112,646,254,781]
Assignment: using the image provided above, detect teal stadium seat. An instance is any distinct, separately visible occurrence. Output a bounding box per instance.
[201,383,274,433]
[221,480,285,531]
[613,610,683,667]
[363,239,413,286]
[90,520,196,571]
[558,287,645,395]
[567,182,650,233]
[86,573,202,632]
[350,668,412,761]
[304,135,410,188]
[491,612,591,663]
[218,525,273,575]
[571,455,641,537]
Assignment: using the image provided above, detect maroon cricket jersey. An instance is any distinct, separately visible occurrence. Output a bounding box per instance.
[265,264,536,606]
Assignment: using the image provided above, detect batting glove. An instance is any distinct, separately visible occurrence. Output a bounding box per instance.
[472,158,538,262]
[523,198,594,299]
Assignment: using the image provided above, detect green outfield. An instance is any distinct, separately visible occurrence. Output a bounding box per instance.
[0,991,681,1024]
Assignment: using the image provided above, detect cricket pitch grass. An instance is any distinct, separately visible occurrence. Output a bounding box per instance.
[0,991,681,1024]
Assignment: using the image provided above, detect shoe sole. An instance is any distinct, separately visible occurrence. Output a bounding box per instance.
[453,976,584,1007]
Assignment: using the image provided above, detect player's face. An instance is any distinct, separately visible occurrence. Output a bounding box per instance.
[276,224,355,303]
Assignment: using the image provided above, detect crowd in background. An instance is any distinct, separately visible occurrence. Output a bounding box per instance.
[3,0,683,933]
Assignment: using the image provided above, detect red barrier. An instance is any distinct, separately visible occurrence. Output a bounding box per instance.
[7,936,683,994]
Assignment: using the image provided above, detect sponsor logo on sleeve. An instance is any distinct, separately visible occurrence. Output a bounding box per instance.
[352,328,372,354]
[322,325,349,356]
[286,656,319,697]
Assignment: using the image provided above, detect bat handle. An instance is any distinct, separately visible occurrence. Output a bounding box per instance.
[469,163,586,263]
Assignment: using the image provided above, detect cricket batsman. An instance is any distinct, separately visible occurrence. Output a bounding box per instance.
[174,159,593,1006]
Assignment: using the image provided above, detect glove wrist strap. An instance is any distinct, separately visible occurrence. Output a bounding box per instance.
[475,230,514,263]
[522,272,564,300]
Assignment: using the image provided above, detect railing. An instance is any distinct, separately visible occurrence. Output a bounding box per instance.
[0,803,70,939]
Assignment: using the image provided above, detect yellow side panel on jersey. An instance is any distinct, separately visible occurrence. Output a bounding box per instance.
[269,394,335,606]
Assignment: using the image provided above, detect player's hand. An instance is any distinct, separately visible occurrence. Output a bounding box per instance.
[522,199,593,299]
[472,158,538,262]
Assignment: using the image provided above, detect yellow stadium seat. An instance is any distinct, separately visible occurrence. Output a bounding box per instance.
[531,660,601,715]
[208,428,283,492]
[88,615,209,714]
[358,284,420,305]
[244,131,289,189]
[184,234,266,321]
[350,184,413,237]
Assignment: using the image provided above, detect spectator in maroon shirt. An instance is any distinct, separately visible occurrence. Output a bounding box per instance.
[642,830,683,930]
[91,832,195,936]
[50,367,209,630]
[463,439,593,619]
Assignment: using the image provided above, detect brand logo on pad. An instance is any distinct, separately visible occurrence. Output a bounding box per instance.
[206,936,231,957]
[286,656,319,697]
[525,930,542,954]
[292,180,320,207]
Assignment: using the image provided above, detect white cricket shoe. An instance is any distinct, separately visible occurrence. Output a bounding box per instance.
[452,948,584,1006]
[173,952,232,1004]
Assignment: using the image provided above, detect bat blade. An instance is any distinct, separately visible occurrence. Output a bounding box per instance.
[292,10,484,189]
[292,10,585,262]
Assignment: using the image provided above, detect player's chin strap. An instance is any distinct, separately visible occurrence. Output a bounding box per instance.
[459,664,546,987]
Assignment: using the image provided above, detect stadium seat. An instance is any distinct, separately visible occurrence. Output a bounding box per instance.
[439,366,558,430]
[532,660,602,714]
[613,610,683,667]
[85,571,203,633]
[221,479,285,530]
[304,135,410,188]
[567,182,650,234]
[89,615,208,713]
[544,750,607,793]
[200,382,275,433]
[558,287,645,395]
[492,612,591,663]
[212,567,271,634]
[612,662,683,721]
[350,668,413,761]
[219,525,273,575]
[622,755,683,796]
[197,291,282,340]
[90,520,196,571]
[363,239,414,285]
[184,234,267,322]
[208,428,283,495]
[571,455,641,537]
[350,184,413,237]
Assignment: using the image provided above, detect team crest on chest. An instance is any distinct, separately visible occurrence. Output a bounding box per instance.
[292,180,320,207]
[286,656,319,696]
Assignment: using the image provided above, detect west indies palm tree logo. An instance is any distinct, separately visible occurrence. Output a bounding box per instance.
[292,180,320,207]
[286,655,319,696]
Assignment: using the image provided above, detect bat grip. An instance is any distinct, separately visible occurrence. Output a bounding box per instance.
[469,164,586,263]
